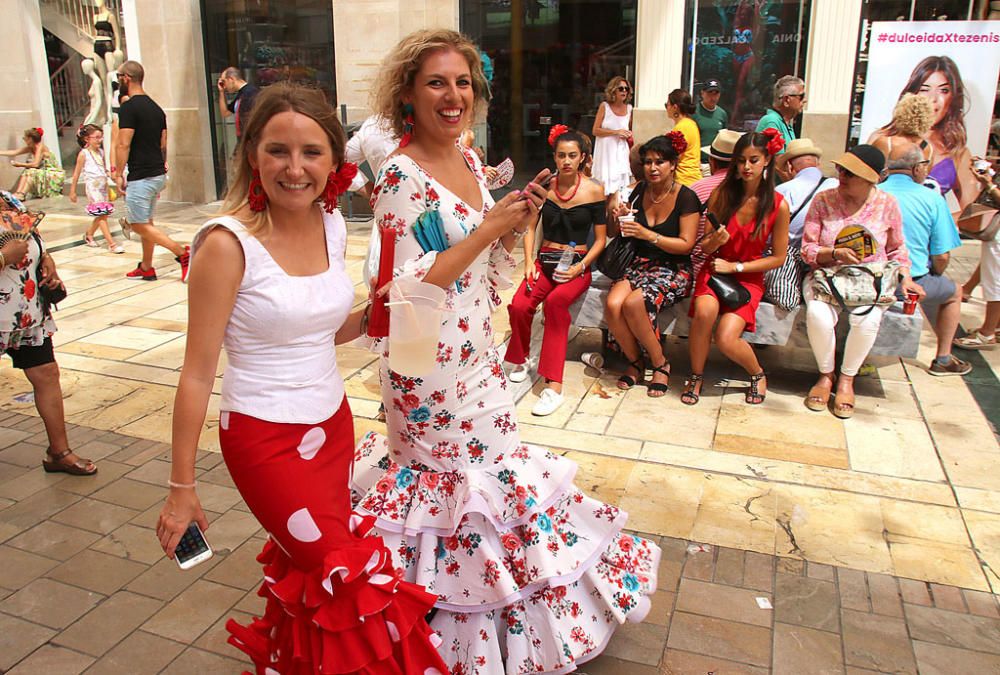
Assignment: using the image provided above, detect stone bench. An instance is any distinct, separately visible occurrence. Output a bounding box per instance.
[567,270,923,358]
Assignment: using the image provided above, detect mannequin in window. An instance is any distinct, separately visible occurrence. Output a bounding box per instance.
[82,58,107,127]
[92,0,124,123]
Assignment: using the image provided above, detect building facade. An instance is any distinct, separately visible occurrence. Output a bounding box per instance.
[4,0,994,203]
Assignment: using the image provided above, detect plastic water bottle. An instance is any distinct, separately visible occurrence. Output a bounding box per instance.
[554,242,576,282]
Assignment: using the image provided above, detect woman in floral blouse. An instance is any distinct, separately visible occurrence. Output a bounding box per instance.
[800,144,921,418]
[354,29,661,674]
[0,210,94,474]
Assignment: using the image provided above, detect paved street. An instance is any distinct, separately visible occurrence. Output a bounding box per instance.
[0,199,998,673]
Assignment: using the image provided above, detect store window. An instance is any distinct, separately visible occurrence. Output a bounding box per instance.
[462,0,637,179]
[682,0,812,132]
[847,0,979,146]
[201,0,337,197]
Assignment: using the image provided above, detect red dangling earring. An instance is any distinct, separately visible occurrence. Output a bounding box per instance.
[248,169,268,212]
[399,103,415,148]
[321,162,359,213]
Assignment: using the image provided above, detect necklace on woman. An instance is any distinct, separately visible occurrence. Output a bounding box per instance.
[553,173,582,202]
[648,181,675,204]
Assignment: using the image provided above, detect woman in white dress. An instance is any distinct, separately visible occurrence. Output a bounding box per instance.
[591,76,634,197]
[355,29,661,675]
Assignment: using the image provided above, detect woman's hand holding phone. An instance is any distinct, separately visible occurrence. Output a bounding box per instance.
[700,212,730,252]
[157,486,209,561]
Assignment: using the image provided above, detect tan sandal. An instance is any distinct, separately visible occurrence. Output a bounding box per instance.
[805,374,835,412]
[832,391,855,419]
[42,448,97,476]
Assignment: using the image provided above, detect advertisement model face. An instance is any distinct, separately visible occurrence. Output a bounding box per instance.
[859,21,1000,212]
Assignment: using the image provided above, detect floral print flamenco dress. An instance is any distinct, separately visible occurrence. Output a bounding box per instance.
[353,148,661,675]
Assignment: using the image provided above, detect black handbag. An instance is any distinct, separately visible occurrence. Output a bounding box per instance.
[596,236,636,279]
[32,233,67,314]
[708,273,751,310]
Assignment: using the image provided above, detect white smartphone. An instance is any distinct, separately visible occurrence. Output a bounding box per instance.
[174,522,213,569]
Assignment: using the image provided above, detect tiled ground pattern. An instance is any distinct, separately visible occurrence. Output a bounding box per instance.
[0,412,998,674]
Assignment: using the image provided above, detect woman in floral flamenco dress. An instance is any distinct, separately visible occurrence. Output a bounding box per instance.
[353,29,661,675]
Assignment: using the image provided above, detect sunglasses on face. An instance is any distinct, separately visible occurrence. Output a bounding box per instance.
[786,92,806,100]
[836,166,855,179]
[617,86,630,92]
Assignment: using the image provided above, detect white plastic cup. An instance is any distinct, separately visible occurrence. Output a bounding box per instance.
[387,278,447,377]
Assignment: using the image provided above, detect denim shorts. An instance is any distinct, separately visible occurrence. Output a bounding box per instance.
[125,174,167,224]
[914,273,956,307]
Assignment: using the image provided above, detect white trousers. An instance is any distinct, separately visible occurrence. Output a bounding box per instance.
[805,300,885,376]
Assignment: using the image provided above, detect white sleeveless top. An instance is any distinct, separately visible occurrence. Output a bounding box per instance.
[191,211,354,424]
[81,149,107,183]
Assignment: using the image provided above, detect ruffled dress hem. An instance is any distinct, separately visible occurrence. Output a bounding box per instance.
[225,515,449,675]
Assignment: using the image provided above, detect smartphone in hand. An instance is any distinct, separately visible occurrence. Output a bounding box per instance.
[175,522,213,569]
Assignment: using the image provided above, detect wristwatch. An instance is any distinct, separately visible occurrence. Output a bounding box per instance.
[735,262,745,273]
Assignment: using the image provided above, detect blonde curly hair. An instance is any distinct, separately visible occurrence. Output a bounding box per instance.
[884,93,934,138]
[370,29,490,138]
[604,76,632,103]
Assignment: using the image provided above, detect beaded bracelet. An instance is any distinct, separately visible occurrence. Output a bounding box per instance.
[167,479,197,489]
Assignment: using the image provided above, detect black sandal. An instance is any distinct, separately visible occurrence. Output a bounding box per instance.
[746,371,767,405]
[617,357,644,390]
[680,374,703,405]
[647,359,670,397]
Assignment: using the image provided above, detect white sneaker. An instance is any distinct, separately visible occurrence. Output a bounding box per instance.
[532,388,564,416]
[508,360,532,383]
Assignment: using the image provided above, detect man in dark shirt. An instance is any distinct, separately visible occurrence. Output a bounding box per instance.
[217,67,259,142]
[112,60,189,282]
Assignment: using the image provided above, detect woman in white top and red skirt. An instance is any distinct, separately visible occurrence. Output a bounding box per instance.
[156,83,447,675]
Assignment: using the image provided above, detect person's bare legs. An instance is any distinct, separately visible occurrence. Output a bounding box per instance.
[22,362,87,467]
[130,219,184,270]
[684,295,720,402]
[87,216,115,247]
[605,280,644,385]
[962,264,980,300]
[979,301,1000,336]
[14,174,30,198]
[714,312,767,399]
[622,289,669,392]
[931,283,963,360]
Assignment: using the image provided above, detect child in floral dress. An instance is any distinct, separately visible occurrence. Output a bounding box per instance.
[68,125,123,253]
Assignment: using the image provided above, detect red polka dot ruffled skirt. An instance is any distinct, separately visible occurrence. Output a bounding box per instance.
[219,400,448,675]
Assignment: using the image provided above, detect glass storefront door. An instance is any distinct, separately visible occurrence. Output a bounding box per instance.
[200,0,337,198]
[682,0,812,132]
[461,0,637,181]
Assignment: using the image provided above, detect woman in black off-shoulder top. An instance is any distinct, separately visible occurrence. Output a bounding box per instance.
[504,127,607,417]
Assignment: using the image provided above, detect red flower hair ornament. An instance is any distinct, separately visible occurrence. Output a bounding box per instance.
[548,124,570,148]
[34,127,44,138]
[666,130,688,155]
[761,128,785,156]
[321,162,359,213]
